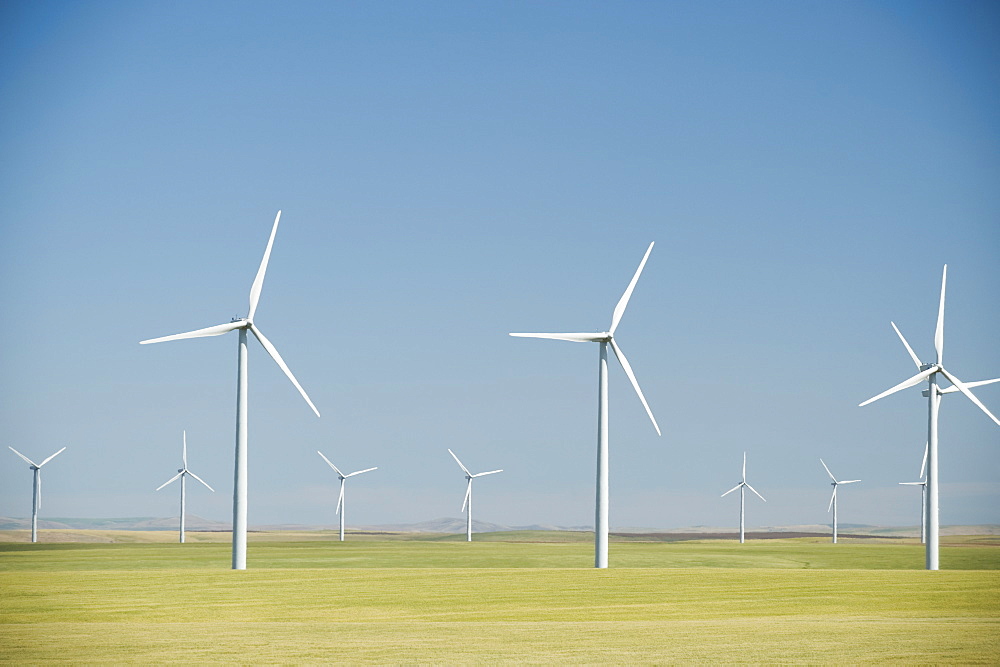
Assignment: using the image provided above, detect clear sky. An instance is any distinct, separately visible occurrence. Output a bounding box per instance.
[1,1,998,531]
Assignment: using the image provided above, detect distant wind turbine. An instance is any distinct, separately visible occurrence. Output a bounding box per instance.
[898,443,928,544]
[859,265,999,569]
[448,449,502,542]
[317,451,377,541]
[156,431,214,544]
[8,446,66,543]
[820,459,859,544]
[510,242,660,568]
[720,452,765,544]
[141,211,320,569]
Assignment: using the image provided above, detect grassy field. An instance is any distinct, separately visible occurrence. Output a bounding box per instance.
[1,533,998,663]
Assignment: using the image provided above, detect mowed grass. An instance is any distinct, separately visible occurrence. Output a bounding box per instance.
[1,536,998,663]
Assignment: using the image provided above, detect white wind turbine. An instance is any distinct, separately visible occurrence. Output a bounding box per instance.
[448,448,502,542]
[140,211,320,569]
[898,443,928,544]
[720,452,766,544]
[156,431,214,544]
[510,242,660,568]
[8,447,66,543]
[317,451,377,541]
[820,459,859,544]
[859,265,999,569]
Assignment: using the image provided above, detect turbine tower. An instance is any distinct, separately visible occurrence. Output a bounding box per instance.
[8,446,66,543]
[898,443,928,544]
[156,431,214,544]
[820,459,859,544]
[448,449,502,542]
[720,452,765,544]
[317,451,376,541]
[510,242,660,568]
[859,265,999,569]
[141,211,320,569]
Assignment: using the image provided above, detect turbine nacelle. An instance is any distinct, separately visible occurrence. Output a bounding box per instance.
[140,211,320,419]
[317,451,377,518]
[448,449,502,514]
[860,266,1000,427]
[720,453,765,502]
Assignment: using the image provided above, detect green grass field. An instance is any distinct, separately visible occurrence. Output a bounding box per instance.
[1,532,998,663]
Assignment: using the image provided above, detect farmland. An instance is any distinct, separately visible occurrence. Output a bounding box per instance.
[1,532,998,663]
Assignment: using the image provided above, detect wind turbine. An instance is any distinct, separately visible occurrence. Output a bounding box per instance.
[8,446,66,543]
[447,449,502,542]
[510,242,660,568]
[140,211,320,569]
[859,265,1000,569]
[898,443,928,544]
[720,452,766,544]
[317,451,376,541]
[820,459,859,544]
[156,431,214,544]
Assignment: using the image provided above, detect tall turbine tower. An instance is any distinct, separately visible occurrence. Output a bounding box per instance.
[156,431,214,543]
[859,265,999,569]
[317,451,377,541]
[7,447,66,543]
[820,459,859,544]
[510,242,660,568]
[141,211,320,569]
[448,449,502,542]
[898,443,928,544]
[720,452,765,543]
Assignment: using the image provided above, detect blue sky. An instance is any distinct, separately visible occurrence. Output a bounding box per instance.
[1,1,998,531]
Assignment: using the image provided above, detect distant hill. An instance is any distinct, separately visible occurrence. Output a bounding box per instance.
[1,516,997,536]
[358,518,592,534]
[0,516,230,531]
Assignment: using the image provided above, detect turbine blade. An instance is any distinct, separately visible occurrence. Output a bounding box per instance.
[919,442,928,480]
[140,320,243,345]
[248,210,280,322]
[820,458,837,483]
[36,473,41,509]
[721,484,742,497]
[899,481,924,486]
[891,322,922,369]
[461,480,472,512]
[336,483,344,515]
[249,324,320,417]
[8,447,37,467]
[508,332,606,342]
[840,480,861,484]
[37,447,66,467]
[828,486,837,513]
[934,265,946,365]
[448,449,472,476]
[609,242,654,335]
[939,377,1000,394]
[745,483,766,502]
[742,452,746,482]
[182,431,188,468]
[187,470,215,492]
[859,366,937,407]
[345,467,377,477]
[156,472,183,491]
[317,451,343,477]
[472,469,503,477]
[962,377,1000,389]
[609,339,661,436]
[938,367,1000,427]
